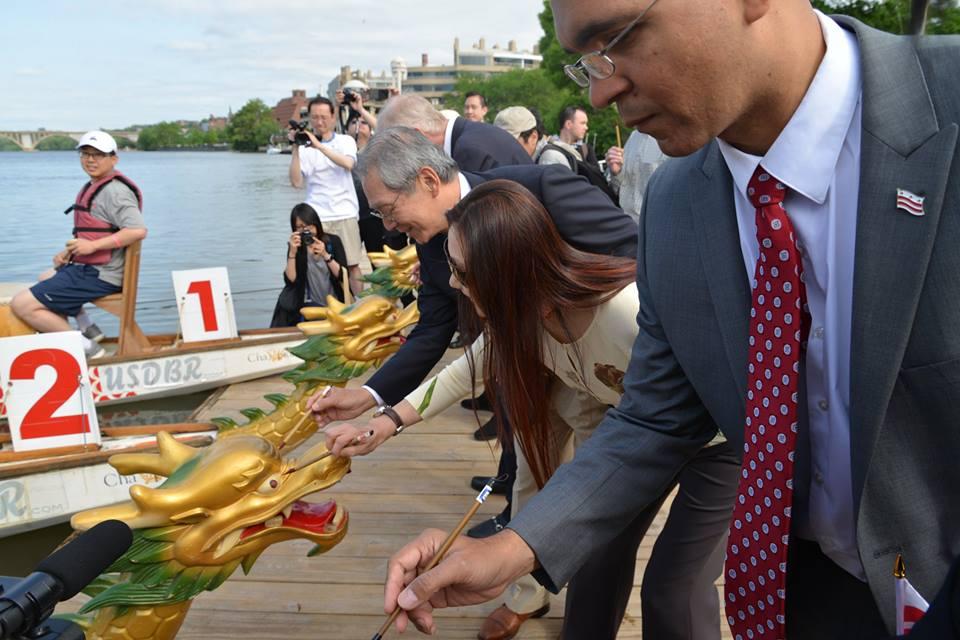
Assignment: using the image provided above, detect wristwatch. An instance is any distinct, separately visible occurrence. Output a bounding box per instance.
[373,405,405,434]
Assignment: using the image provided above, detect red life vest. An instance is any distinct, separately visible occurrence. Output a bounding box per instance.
[64,171,143,265]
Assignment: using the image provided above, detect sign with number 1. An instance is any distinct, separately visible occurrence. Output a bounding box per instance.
[0,332,101,452]
[172,267,239,342]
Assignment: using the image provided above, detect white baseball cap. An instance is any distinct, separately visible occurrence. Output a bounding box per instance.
[76,130,118,154]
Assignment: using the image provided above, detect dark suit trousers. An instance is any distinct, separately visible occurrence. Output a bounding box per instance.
[561,442,740,640]
[785,539,887,639]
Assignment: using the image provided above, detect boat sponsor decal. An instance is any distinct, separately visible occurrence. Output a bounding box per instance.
[247,348,298,364]
[91,354,225,400]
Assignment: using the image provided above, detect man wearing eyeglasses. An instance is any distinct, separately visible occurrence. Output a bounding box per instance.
[381,1,960,639]
[10,130,146,360]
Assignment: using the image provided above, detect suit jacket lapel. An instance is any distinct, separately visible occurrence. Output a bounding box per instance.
[842,18,959,508]
[690,142,751,410]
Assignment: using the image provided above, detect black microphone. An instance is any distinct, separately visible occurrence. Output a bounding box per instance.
[0,519,132,639]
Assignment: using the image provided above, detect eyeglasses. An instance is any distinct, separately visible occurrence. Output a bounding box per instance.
[369,192,402,223]
[79,150,110,160]
[443,236,467,284]
[563,0,660,88]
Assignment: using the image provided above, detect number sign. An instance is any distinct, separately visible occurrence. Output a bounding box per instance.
[172,268,238,342]
[0,332,101,452]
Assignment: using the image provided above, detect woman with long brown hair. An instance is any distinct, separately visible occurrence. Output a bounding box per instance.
[324,180,740,640]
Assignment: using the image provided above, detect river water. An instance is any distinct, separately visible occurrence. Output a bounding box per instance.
[0,150,305,335]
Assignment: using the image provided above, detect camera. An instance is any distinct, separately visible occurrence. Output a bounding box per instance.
[343,88,362,104]
[299,229,315,246]
[288,119,311,145]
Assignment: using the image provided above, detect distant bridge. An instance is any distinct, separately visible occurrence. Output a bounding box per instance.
[0,130,139,151]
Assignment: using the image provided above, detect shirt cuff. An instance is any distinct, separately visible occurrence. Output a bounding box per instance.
[362,385,386,408]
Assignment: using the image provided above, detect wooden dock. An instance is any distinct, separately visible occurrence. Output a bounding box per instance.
[66,350,734,639]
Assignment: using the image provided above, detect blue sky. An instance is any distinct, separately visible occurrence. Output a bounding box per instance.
[1,0,545,131]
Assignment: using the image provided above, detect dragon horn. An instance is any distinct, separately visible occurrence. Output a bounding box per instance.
[110,432,198,477]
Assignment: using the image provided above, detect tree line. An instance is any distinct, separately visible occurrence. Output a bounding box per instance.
[136,99,280,152]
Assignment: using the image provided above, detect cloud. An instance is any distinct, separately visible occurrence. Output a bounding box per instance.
[14,67,45,77]
[167,40,211,52]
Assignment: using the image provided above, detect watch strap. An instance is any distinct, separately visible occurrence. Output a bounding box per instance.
[376,405,405,434]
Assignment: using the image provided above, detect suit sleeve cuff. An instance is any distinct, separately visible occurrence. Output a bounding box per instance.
[505,523,561,594]
[362,385,386,408]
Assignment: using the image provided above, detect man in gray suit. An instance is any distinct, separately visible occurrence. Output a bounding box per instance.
[379,1,960,639]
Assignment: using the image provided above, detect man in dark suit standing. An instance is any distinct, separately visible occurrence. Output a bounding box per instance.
[376,94,533,172]
[380,1,960,639]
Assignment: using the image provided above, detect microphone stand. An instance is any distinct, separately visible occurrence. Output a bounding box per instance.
[0,577,84,640]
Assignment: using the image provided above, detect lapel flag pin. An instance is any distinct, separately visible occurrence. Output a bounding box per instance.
[896,188,925,216]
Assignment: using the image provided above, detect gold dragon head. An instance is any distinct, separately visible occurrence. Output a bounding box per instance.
[72,433,350,565]
[362,244,420,297]
[296,294,418,363]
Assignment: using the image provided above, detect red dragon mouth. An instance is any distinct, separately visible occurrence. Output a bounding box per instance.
[239,499,343,540]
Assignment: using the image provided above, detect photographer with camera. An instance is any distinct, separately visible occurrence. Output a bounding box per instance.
[337,88,378,131]
[288,96,363,295]
[270,203,346,327]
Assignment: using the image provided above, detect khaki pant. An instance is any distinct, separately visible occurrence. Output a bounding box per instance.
[506,385,609,614]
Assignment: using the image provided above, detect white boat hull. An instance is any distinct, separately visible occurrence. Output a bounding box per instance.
[0,333,305,419]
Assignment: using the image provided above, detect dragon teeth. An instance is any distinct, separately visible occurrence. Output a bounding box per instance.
[264,515,284,529]
[215,528,243,559]
[282,505,294,519]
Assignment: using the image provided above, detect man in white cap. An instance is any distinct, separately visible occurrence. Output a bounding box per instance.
[10,130,147,359]
[493,106,544,159]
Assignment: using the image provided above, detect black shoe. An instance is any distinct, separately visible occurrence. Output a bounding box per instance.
[467,514,508,539]
[473,417,498,441]
[449,332,465,349]
[470,475,508,496]
[460,392,493,412]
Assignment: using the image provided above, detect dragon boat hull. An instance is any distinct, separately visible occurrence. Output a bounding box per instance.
[0,329,305,420]
[0,431,215,538]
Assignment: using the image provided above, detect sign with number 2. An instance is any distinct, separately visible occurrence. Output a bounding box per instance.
[0,332,101,452]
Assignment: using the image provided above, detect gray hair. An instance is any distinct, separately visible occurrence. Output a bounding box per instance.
[357,126,459,193]
[376,94,448,135]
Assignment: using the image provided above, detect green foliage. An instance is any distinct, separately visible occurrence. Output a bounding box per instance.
[116,136,137,150]
[226,99,280,152]
[137,122,184,151]
[443,0,625,153]
[0,137,23,151]
[814,0,960,34]
[35,135,78,151]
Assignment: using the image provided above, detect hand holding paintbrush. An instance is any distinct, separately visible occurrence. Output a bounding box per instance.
[373,478,535,640]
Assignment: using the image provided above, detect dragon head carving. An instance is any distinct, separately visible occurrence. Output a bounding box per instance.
[288,294,418,385]
[360,244,420,299]
[70,433,350,615]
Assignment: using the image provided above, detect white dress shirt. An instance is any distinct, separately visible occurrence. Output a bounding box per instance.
[443,115,458,157]
[718,12,866,579]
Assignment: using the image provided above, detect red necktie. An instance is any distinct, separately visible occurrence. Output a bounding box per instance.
[724,166,809,640]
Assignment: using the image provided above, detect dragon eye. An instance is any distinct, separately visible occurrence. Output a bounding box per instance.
[257,474,282,495]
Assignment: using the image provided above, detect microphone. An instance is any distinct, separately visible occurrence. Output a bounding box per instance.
[0,519,132,639]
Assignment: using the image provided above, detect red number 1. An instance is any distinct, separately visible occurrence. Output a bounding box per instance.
[10,348,92,439]
[187,280,219,332]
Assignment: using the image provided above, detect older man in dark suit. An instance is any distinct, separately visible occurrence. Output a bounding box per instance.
[380,1,960,639]
[376,94,532,171]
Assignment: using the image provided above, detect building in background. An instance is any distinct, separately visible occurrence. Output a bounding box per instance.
[326,59,407,112]
[272,89,310,128]
[403,38,541,104]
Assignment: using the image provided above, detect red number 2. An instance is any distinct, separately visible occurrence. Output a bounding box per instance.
[187,280,219,332]
[9,348,92,439]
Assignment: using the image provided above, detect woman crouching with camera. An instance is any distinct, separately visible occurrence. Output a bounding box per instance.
[270,203,347,327]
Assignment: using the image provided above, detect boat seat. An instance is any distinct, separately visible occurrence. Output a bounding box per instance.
[92,240,151,356]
